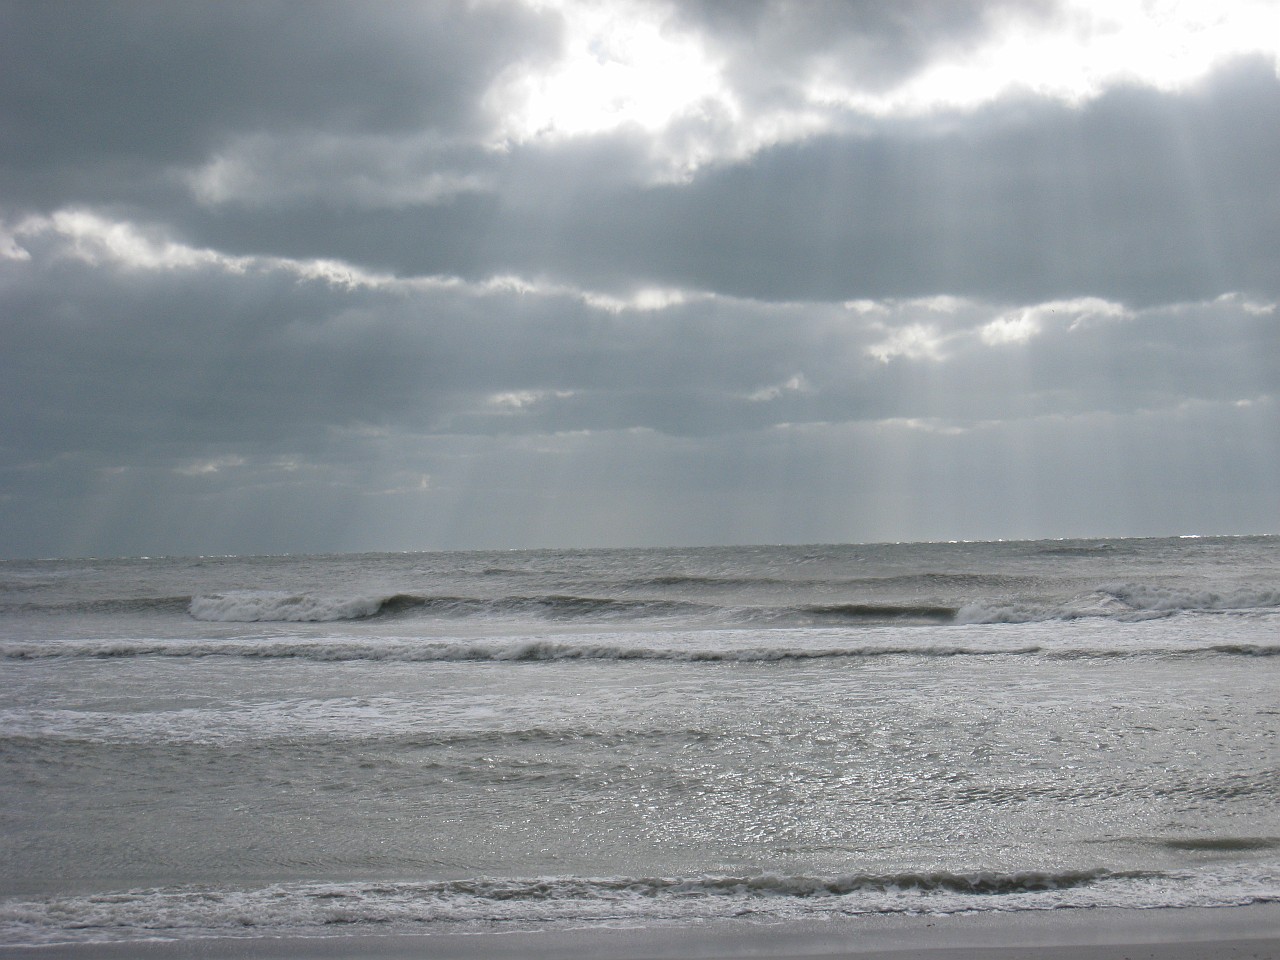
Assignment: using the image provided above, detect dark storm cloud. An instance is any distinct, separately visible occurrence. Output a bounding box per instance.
[2,0,1277,556]
[4,220,1274,474]
[0,0,553,207]
[582,59,1279,306]
[152,59,1280,308]
[4,2,1275,308]
[658,62,1280,305]
[674,0,1053,98]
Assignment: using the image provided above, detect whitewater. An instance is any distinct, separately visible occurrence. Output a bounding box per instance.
[1,536,1277,947]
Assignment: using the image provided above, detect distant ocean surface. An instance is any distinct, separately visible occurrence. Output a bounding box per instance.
[2,536,1278,947]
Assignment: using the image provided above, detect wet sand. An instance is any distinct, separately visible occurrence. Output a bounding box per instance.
[2,904,1277,960]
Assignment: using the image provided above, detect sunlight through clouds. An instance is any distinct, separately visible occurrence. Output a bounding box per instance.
[866,323,950,364]
[13,209,380,286]
[2,0,1277,554]
[980,313,1041,345]
[12,207,717,311]
[490,0,730,139]
[487,0,1279,176]
[850,0,1280,115]
[980,298,1129,343]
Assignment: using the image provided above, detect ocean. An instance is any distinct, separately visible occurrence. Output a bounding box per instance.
[1,536,1277,947]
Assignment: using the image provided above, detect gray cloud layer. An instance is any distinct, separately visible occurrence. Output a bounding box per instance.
[2,0,1277,557]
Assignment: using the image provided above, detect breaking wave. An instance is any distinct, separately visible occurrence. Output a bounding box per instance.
[185,591,697,623]
[4,866,1276,945]
[172,581,1280,626]
[185,592,971,626]
[184,586,1280,627]
[9,580,1277,629]
[187,591,710,623]
[957,584,1280,625]
[5,635,1277,663]
[1105,583,1280,612]
[189,592,388,622]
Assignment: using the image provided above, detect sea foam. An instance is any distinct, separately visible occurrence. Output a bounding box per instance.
[189,591,388,622]
[2,867,1275,946]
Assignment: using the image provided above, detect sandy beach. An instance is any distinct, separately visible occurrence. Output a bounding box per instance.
[3,905,1277,960]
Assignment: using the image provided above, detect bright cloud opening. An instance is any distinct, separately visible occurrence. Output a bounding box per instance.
[489,0,1278,175]
[492,0,731,142]
[809,0,1280,117]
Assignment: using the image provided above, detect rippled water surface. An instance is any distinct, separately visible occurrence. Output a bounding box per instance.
[2,537,1278,943]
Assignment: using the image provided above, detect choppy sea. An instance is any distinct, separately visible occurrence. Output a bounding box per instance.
[1,536,1277,946]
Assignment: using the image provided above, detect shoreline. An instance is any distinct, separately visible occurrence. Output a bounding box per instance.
[3,904,1278,960]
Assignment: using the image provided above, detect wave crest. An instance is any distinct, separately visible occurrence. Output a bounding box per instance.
[957,583,1280,624]
[187,591,711,623]
[189,592,390,622]
[6,636,1278,663]
[5,865,1276,946]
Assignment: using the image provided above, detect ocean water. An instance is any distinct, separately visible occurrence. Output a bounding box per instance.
[1,536,1277,946]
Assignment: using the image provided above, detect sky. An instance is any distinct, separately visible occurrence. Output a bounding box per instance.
[2,0,1278,558]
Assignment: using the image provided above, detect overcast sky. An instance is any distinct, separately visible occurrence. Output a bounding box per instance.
[2,0,1278,558]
